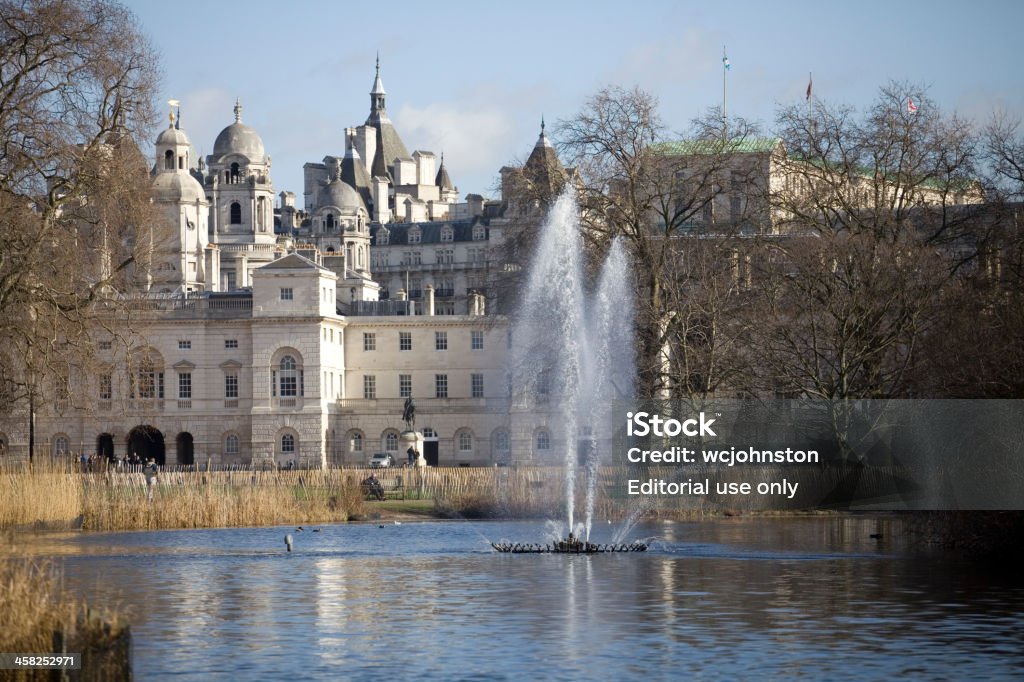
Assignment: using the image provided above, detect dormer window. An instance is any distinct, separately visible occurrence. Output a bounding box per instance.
[472,225,486,241]
[440,225,454,242]
[408,227,421,244]
[377,228,389,245]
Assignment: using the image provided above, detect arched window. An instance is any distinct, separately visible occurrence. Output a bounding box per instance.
[230,162,240,182]
[536,430,551,452]
[164,149,174,170]
[281,433,295,454]
[325,214,335,231]
[349,432,363,452]
[52,435,70,456]
[279,355,298,396]
[383,430,399,452]
[493,429,510,452]
[225,434,239,456]
[230,202,242,224]
[458,430,473,452]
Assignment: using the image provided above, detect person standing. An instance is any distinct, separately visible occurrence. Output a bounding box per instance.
[144,458,159,501]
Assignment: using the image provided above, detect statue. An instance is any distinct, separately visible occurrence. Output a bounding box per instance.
[402,397,416,430]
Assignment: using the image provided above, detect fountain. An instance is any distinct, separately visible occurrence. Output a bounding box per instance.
[494,190,646,554]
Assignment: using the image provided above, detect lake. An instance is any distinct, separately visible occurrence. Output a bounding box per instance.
[16,516,1024,680]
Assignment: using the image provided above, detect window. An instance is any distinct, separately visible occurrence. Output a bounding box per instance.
[99,374,112,401]
[280,288,293,301]
[440,226,454,242]
[363,375,376,399]
[350,432,363,452]
[53,435,70,456]
[225,374,238,399]
[471,330,484,350]
[276,355,302,397]
[376,228,389,245]
[178,372,192,399]
[134,362,164,399]
[536,430,551,452]
[281,433,295,454]
[384,431,399,452]
[230,202,242,224]
[399,374,412,398]
[730,195,743,222]
[399,332,412,351]
[363,332,376,351]
[98,340,112,351]
[224,339,238,349]
[225,434,239,456]
[422,427,436,439]
[164,149,174,170]
[471,373,484,398]
[494,430,510,452]
[458,431,473,452]
[178,340,191,350]
[435,331,448,351]
[435,374,448,398]
[472,225,486,241]
[408,228,421,244]
[437,248,454,264]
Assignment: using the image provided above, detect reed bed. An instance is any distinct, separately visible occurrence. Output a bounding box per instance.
[0,555,130,680]
[0,465,83,530]
[0,462,365,531]
[0,461,914,530]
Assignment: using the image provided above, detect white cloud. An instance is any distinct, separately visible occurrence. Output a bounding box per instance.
[396,102,516,196]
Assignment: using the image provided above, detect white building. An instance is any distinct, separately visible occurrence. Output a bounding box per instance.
[0,61,567,469]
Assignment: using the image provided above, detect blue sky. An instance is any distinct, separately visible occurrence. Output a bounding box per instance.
[134,0,1024,203]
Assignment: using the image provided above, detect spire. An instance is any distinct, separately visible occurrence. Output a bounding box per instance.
[168,98,179,129]
[233,98,242,123]
[435,152,454,191]
[536,115,552,149]
[371,53,386,96]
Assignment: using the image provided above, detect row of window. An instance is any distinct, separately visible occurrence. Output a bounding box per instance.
[127,339,241,352]
[363,330,484,352]
[377,225,486,246]
[362,373,486,399]
[347,428,551,454]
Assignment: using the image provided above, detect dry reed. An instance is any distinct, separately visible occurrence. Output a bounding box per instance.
[0,555,129,680]
[0,462,365,531]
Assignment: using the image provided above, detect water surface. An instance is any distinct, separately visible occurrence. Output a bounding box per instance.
[17,516,1024,680]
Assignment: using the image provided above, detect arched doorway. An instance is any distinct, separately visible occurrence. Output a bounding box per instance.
[96,433,114,461]
[127,425,165,465]
[176,432,194,466]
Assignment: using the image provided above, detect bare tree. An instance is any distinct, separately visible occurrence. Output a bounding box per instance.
[753,82,985,400]
[558,86,763,397]
[0,0,161,459]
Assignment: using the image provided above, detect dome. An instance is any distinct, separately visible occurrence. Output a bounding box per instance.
[156,125,190,147]
[152,171,206,204]
[212,121,265,162]
[319,178,366,213]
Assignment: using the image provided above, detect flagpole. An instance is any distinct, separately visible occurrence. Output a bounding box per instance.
[722,45,728,123]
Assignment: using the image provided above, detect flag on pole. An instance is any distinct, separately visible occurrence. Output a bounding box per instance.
[907,97,918,113]
[806,73,812,101]
[723,54,731,71]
